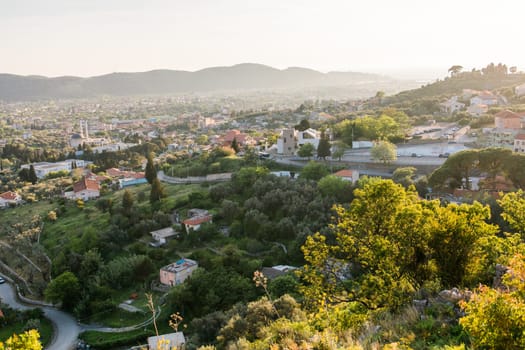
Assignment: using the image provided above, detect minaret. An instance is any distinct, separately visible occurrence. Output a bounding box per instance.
[79,120,84,138]
[84,120,89,139]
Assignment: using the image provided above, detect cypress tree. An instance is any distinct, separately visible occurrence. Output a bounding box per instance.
[150,178,166,203]
[29,165,38,184]
[145,152,157,184]
[317,131,331,160]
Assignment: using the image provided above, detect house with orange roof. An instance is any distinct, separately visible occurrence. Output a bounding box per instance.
[64,177,100,201]
[495,110,523,129]
[218,130,254,148]
[183,215,212,232]
[333,169,360,183]
[0,191,23,208]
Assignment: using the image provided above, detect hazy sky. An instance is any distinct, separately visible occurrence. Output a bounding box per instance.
[2,0,524,78]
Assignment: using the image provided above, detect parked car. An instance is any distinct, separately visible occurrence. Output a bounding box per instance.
[0,277,6,284]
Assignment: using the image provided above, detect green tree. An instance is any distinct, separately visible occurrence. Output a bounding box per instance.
[150,178,166,203]
[28,165,38,184]
[294,119,310,131]
[231,138,240,153]
[122,189,134,215]
[499,190,525,238]
[448,65,463,77]
[331,141,347,161]
[428,201,498,286]
[145,152,157,184]
[44,271,81,311]
[477,148,511,181]
[316,131,331,160]
[300,161,329,181]
[317,175,351,201]
[429,149,479,190]
[370,140,397,164]
[392,167,417,189]
[460,254,525,349]
[300,179,430,311]
[297,143,314,159]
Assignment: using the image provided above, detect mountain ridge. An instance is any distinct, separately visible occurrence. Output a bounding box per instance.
[0,63,400,101]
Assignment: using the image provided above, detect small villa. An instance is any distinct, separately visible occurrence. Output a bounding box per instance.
[160,258,198,286]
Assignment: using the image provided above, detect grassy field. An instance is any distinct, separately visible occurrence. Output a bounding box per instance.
[39,182,202,251]
[79,329,154,349]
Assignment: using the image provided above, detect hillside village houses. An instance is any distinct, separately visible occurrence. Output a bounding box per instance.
[0,191,23,208]
[440,96,465,114]
[64,177,100,201]
[515,83,525,97]
[159,258,198,286]
[333,169,360,183]
[466,104,488,117]
[483,110,525,147]
[150,227,178,246]
[182,209,213,232]
[276,128,322,155]
[513,134,525,153]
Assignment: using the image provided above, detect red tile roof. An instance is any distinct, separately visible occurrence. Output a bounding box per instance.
[73,177,100,193]
[106,168,145,179]
[0,191,20,200]
[333,170,354,178]
[495,110,520,119]
[183,215,212,226]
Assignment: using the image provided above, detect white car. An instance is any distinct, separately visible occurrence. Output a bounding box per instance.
[0,277,5,284]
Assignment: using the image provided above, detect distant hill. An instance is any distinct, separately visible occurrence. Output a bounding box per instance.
[389,73,525,103]
[0,63,405,101]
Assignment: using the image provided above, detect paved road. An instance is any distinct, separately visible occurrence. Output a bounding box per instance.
[0,282,80,350]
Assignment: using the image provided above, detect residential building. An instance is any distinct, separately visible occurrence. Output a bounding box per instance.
[150,227,178,246]
[261,265,297,280]
[218,130,254,148]
[160,258,198,286]
[297,128,321,149]
[148,332,185,350]
[183,215,212,232]
[21,159,90,179]
[440,96,465,114]
[277,128,296,155]
[516,83,525,97]
[470,92,499,106]
[276,128,322,155]
[494,110,523,129]
[467,104,488,117]
[514,134,525,153]
[462,89,481,100]
[0,191,22,208]
[333,169,360,183]
[65,177,100,201]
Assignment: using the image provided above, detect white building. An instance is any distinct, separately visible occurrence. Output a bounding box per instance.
[150,227,178,246]
[467,104,488,117]
[516,83,525,97]
[470,93,498,106]
[440,96,465,114]
[276,128,322,155]
[21,159,90,179]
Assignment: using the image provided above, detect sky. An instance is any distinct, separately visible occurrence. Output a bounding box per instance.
[2,0,524,79]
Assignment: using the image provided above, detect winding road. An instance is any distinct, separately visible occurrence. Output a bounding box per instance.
[0,282,80,350]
